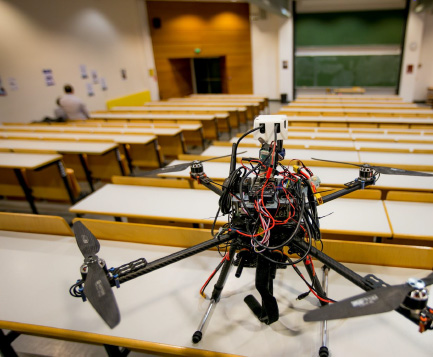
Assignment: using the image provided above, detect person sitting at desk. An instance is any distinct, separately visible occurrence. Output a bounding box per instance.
[54,97,66,122]
[59,84,89,120]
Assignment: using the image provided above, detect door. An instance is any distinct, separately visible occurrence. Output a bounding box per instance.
[193,57,226,94]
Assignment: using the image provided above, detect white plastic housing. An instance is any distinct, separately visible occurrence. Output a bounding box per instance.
[253,115,289,143]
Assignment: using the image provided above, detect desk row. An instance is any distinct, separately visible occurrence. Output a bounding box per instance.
[69,184,433,243]
[201,145,433,171]
[2,216,432,356]
[280,115,433,129]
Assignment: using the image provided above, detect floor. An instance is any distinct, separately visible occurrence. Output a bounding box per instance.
[1,101,283,357]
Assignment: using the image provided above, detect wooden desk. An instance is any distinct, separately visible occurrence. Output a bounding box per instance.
[147,100,254,122]
[0,152,72,213]
[0,139,124,189]
[1,229,432,356]
[0,131,162,171]
[69,184,391,237]
[294,99,409,104]
[69,184,226,225]
[288,103,419,109]
[201,145,361,164]
[109,107,238,133]
[296,95,403,101]
[90,113,220,140]
[282,116,433,129]
[280,108,433,117]
[234,137,356,149]
[167,99,259,119]
[1,122,203,152]
[359,151,433,171]
[161,161,433,194]
[232,137,433,152]
[189,94,269,110]
[384,200,433,241]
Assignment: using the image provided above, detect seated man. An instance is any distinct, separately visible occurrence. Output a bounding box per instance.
[59,84,89,120]
[54,98,66,122]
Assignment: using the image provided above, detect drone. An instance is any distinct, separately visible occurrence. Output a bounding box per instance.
[70,115,433,356]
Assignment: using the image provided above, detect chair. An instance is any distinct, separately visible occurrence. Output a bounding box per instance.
[0,212,73,236]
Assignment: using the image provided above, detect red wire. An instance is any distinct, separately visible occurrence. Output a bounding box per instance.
[200,254,228,297]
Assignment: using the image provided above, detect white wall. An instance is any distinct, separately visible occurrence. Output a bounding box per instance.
[278,14,293,102]
[414,9,433,101]
[399,2,426,102]
[250,5,280,100]
[0,0,153,123]
[250,4,293,101]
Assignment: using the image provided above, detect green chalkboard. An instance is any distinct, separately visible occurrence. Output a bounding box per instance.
[295,55,401,87]
[295,10,406,46]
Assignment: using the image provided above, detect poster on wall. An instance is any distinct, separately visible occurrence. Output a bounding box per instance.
[80,64,88,79]
[42,69,55,86]
[87,83,94,97]
[9,77,18,91]
[91,70,99,84]
[100,77,108,91]
[121,69,127,80]
[0,77,6,96]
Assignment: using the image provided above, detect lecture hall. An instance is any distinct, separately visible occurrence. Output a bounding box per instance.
[1,0,433,356]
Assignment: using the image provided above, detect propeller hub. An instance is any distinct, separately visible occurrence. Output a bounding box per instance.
[191,161,204,175]
[408,278,426,290]
[359,166,374,181]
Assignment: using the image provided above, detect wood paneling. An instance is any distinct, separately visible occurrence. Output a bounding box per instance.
[146,1,253,99]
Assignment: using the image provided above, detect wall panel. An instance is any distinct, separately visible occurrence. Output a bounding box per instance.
[146,1,253,99]
[0,0,152,123]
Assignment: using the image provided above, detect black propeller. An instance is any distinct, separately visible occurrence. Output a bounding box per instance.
[304,273,433,322]
[311,158,433,177]
[73,222,120,328]
[138,152,246,177]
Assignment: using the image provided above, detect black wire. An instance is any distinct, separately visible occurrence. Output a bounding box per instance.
[249,193,305,251]
[288,257,336,303]
[256,212,313,267]
[219,166,246,214]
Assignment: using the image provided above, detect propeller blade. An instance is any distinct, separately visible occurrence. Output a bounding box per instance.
[369,165,433,177]
[139,162,193,176]
[312,158,433,177]
[200,151,247,163]
[83,260,120,329]
[138,152,246,177]
[304,284,413,322]
[422,272,433,286]
[311,158,362,168]
[73,221,100,257]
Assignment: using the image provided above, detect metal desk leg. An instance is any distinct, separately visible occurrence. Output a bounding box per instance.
[14,168,38,214]
[121,144,134,175]
[0,330,19,357]
[154,139,163,168]
[103,344,130,357]
[114,148,126,176]
[57,161,76,204]
[78,154,95,192]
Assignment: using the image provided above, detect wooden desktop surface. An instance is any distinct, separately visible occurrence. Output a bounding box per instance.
[160,161,433,192]
[91,113,218,121]
[0,230,432,356]
[232,138,433,151]
[201,146,361,164]
[0,139,118,155]
[69,185,391,237]
[384,200,433,240]
[69,184,226,225]
[0,152,62,169]
[0,131,157,145]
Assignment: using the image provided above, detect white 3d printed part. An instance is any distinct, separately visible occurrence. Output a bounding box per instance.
[253,115,289,144]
